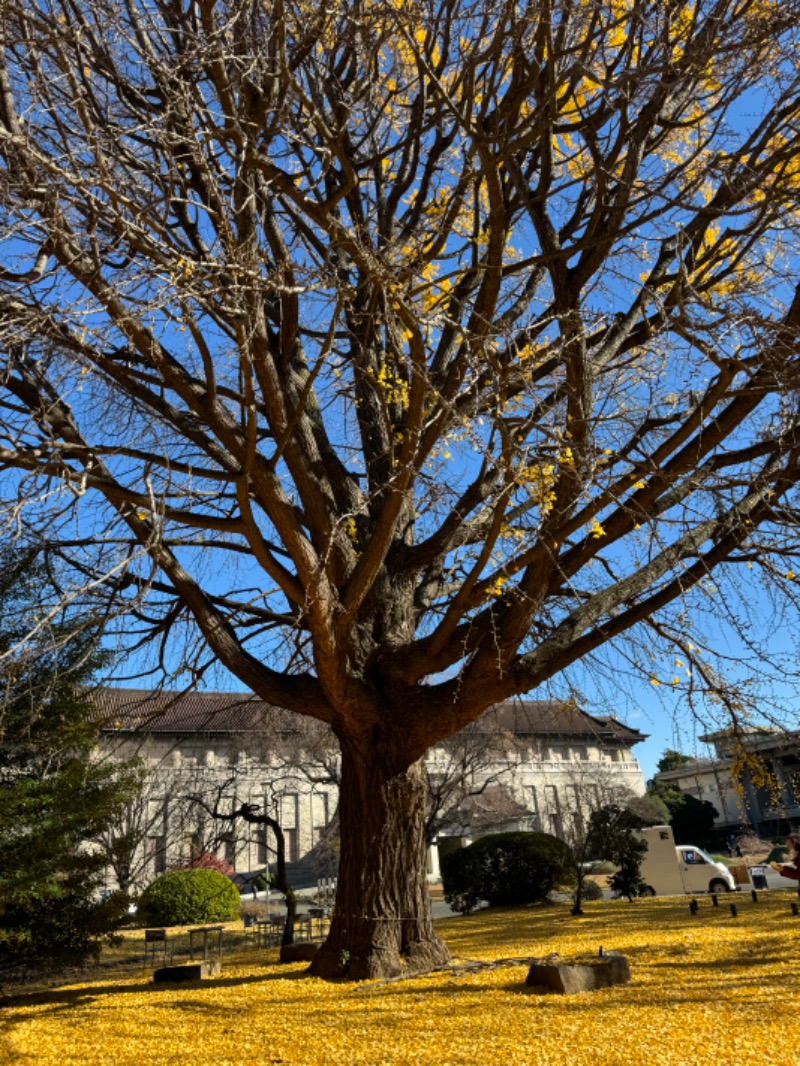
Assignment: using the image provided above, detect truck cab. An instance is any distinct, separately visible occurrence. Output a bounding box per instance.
[636,826,737,896]
[675,844,736,894]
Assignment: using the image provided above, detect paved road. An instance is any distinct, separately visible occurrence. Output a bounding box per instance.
[258,870,798,921]
[746,865,800,893]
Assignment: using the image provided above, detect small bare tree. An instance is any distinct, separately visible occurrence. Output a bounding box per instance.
[191,779,300,946]
[425,717,530,844]
[549,761,662,914]
[96,790,163,897]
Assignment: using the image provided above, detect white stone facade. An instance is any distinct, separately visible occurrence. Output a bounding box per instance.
[95,690,647,891]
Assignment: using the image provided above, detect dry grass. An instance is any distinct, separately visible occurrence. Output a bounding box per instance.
[2,891,797,1066]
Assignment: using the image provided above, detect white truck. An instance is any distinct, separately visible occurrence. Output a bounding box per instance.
[635,825,738,896]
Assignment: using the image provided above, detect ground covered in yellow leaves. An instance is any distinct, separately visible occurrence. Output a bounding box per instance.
[2,893,796,1066]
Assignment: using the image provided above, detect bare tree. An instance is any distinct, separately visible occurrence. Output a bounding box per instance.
[554,761,660,914]
[425,717,530,844]
[96,790,163,897]
[2,0,800,978]
[94,769,220,893]
[190,779,301,946]
[97,700,341,902]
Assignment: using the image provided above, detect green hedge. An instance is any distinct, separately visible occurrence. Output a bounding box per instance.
[441,831,575,914]
[137,868,241,927]
[580,878,605,901]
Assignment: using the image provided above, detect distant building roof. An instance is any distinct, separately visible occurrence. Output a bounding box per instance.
[96,689,645,745]
[699,726,779,743]
[95,687,298,735]
[482,700,647,744]
[698,725,800,759]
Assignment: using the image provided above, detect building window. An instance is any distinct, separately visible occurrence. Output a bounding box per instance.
[312,792,330,843]
[148,835,167,876]
[280,794,299,861]
[189,831,204,858]
[222,835,237,867]
[285,828,299,863]
[257,826,269,865]
[544,784,562,836]
[527,786,540,829]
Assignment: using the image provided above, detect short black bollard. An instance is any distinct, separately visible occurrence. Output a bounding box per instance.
[751,890,758,903]
[792,903,799,916]
[729,903,738,917]
[689,899,699,915]
[711,894,719,908]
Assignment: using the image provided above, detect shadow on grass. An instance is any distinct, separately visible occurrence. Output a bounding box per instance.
[0,965,310,1018]
[5,895,795,1024]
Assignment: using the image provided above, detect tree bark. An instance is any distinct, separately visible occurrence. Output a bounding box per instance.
[308,737,450,980]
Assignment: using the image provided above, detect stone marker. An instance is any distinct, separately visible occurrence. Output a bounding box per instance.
[526,953,630,995]
[279,942,319,963]
[153,960,221,983]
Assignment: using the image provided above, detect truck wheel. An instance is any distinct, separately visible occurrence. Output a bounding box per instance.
[709,879,730,894]
[639,886,656,897]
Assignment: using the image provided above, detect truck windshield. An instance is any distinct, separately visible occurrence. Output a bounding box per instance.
[682,850,706,864]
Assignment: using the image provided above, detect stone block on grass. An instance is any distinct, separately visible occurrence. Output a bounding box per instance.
[153,960,221,983]
[526,953,630,995]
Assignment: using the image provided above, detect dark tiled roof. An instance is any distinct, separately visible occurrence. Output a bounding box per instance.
[95,688,298,735]
[479,700,647,743]
[96,689,645,745]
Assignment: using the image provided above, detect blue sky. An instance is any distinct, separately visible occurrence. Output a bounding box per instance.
[6,0,800,789]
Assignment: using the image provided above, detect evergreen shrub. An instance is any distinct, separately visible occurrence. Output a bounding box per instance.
[137,869,240,926]
[441,831,575,914]
[580,878,604,901]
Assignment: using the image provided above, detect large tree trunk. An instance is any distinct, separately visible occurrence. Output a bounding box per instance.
[308,737,450,980]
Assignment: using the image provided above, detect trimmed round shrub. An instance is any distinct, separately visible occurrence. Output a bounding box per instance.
[579,878,604,901]
[441,831,575,914]
[137,868,240,927]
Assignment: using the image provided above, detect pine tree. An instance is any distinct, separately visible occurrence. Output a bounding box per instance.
[0,549,142,973]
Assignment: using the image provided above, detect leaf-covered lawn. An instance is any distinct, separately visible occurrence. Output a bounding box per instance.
[2,893,795,1066]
